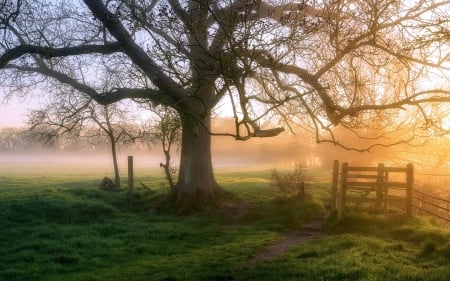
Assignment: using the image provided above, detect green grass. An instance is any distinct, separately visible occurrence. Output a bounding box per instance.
[0,164,449,280]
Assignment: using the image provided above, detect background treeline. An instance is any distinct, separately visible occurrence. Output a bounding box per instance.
[0,125,146,153]
[1,119,449,173]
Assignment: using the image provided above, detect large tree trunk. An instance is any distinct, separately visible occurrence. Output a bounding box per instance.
[174,113,226,211]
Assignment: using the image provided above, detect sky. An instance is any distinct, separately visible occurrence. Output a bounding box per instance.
[0,87,235,129]
[0,87,50,129]
[0,99,28,128]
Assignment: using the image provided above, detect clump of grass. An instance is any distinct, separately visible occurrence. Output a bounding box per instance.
[6,196,120,224]
[297,249,320,259]
[324,211,404,235]
[239,194,325,231]
[420,239,437,257]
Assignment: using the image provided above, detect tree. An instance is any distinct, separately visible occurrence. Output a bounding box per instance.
[0,126,60,151]
[1,0,450,210]
[147,106,181,192]
[28,100,141,188]
[0,127,23,152]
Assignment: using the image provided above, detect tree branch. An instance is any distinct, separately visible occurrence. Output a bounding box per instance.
[6,63,170,105]
[83,0,186,102]
[0,43,122,69]
[253,51,341,124]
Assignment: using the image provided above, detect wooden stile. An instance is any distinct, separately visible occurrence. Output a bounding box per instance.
[335,161,414,220]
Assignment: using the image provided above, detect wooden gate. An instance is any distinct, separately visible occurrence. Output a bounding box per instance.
[331,160,414,220]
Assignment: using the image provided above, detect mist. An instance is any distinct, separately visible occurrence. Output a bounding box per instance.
[1,117,449,177]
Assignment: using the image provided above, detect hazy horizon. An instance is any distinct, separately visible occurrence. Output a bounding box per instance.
[1,105,449,177]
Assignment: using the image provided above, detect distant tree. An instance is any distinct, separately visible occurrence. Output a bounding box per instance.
[1,0,450,210]
[0,127,22,152]
[0,126,58,151]
[28,100,141,188]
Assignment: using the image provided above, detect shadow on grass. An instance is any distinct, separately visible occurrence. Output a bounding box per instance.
[1,182,173,227]
[238,194,325,231]
[324,210,450,243]
[4,195,119,224]
[323,209,450,263]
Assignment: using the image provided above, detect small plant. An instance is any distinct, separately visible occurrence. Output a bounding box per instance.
[271,163,312,198]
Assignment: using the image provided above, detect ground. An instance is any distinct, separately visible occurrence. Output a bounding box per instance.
[1,164,450,280]
[248,218,325,264]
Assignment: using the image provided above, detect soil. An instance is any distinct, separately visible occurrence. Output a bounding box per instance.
[247,218,325,264]
[218,200,327,264]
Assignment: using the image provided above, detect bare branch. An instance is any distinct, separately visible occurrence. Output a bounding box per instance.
[252,51,341,124]
[83,0,186,101]
[6,63,170,105]
[0,43,122,69]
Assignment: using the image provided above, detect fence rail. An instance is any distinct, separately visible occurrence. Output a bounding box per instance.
[412,189,450,223]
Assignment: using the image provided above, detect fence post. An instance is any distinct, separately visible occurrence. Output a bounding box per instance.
[377,163,385,209]
[331,160,340,211]
[384,169,389,213]
[128,155,134,193]
[338,162,348,221]
[406,163,414,216]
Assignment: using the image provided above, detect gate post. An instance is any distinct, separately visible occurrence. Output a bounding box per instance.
[406,163,414,216]
[331,160,340,211]
[377,163,385,209]
[338,162,348,220]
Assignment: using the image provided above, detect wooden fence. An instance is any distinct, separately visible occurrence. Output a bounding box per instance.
[412,189,450,223]
[331,160,414,220]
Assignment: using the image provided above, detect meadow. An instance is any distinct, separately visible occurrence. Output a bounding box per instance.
[1,163,450,281]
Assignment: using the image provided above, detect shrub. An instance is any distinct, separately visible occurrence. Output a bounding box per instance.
[271,163,312,198]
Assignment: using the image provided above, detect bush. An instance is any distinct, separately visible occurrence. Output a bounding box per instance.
[271,163,312,198]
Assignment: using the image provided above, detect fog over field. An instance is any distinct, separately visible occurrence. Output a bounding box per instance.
[0,135,376,169]
[0,137,447,171]
[1,117,449,177]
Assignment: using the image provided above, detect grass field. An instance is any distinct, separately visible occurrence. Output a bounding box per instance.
[1,163,450,281]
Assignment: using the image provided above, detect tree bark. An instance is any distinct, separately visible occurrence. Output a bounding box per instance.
[174,112,226,212]
[161,149,175,192]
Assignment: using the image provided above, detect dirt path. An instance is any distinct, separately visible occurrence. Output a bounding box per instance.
[247,218,325,264]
